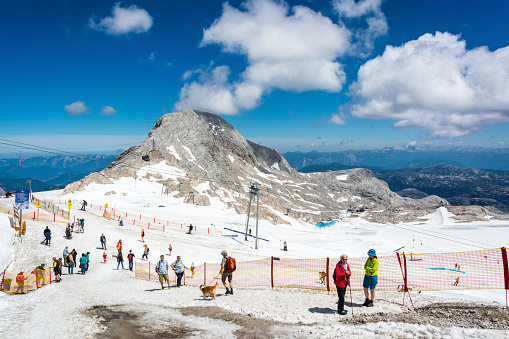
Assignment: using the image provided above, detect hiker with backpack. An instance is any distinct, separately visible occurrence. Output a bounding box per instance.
[219,250,236,295]
[170,255,188,287]
[67,252,74,275]
[333,254,351,316]
[156,255,171,290]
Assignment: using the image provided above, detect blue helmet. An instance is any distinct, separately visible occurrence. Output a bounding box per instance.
[368,249,377,257]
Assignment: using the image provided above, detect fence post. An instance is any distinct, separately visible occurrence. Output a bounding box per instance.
[326,257,330,293]
[204,262,206,285]
[271,257,274,289]
[1,269,5,291]
[149,262,151,280]
[53,213,56,222]
[148,223,150,230]
[501,248,509,293]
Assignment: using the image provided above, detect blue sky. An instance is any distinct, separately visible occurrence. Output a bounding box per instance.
[1,0,509,155]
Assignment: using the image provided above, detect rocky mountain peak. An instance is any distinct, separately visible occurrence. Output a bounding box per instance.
[65,109,451,224]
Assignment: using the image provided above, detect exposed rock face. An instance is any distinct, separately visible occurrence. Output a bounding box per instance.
[65,109,448,224]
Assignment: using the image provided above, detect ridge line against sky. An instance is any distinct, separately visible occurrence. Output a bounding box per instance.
[1,0,509,154]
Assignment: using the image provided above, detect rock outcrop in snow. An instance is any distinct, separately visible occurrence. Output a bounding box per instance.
[65,109,449,224]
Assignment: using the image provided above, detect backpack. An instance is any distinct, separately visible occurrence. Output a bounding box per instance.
[226,257,236,272]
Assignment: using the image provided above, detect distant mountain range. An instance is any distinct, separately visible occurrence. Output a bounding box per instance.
[0,154,117,193]
[296,161,509,213]
[376,166,509,213]
[283,146,509,171]
[2,142,509,215]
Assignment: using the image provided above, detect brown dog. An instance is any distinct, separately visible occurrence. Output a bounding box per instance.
[200,282,219,300]
[319,271,326,285]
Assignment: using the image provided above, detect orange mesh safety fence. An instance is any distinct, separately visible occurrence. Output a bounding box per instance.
[135,248,509,292]
[31,196,70,220]
[1,268,51,294]
[79,199,222,236]
[0,206,14,215]
[399,248,506,291]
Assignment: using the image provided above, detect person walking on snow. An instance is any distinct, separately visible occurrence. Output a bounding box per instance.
[43,226,51,246]
[79,253,87,274]
[141,229,145,242]
[100,233,107,250]
[67,253,74,275]
[219,250,234,295]
[168,243,172,256]
[52,257,62,282]
[171,256,188,287]
[63,247,69,266]
[362,249,379,307]
[85,252,90,271]
[156,255,171,289]
[116,240,122,254]
[333,254,351,315]
[127,250,135,271]
[117,251,124,270]
[142,244,149,261]
[72,249,77,267]
[103,252,107,263]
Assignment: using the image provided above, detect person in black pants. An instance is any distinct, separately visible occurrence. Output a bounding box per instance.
[333,254,351,316]
[171,256,188,287]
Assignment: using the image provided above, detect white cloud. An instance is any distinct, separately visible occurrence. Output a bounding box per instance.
[100,106,117,116]
[89,3,153,35]
[333,0,387,56]
[329,112,348,125]
[175,66,239,115]
[175,0,351,115]
[349,32,509,138]
[64,101,91,116]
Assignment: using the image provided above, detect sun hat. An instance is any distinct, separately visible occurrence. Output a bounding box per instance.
[368,249,377,256]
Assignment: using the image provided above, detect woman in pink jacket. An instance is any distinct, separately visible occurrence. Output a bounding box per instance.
[333,254,351,316]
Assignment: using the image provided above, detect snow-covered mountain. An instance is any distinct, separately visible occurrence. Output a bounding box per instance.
[65,109,448,224]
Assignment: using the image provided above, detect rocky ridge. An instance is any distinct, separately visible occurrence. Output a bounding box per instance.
[65,109,455,224]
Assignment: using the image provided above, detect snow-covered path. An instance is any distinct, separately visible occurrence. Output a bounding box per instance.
[1,192,509,338]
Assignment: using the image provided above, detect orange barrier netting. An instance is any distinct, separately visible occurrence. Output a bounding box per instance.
[135,248,509,292]
[0,203,68,225]
[31,196,70,220]
[36,198,223,236]
[1,268,51,294]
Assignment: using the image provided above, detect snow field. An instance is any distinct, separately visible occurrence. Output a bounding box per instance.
[1,177,508,337]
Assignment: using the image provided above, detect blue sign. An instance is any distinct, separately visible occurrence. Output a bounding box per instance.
[15,190,30,210]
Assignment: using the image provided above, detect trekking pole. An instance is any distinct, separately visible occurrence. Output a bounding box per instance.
[349,280,353,316]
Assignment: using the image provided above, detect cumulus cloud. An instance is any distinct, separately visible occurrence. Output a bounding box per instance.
[175,66,240,115]
[89,3,153,35]
[175,0,351,115]
[100,106,117,116]
[329,111,349,125]
[64,101,91,116]
[349,32,509,138]
[333,0,388,56]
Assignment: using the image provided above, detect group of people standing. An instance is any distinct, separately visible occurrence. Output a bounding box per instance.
[333,249,379,316]
[51,247,90,282]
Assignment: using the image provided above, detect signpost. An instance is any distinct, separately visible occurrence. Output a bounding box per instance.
[14,190,29,242]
